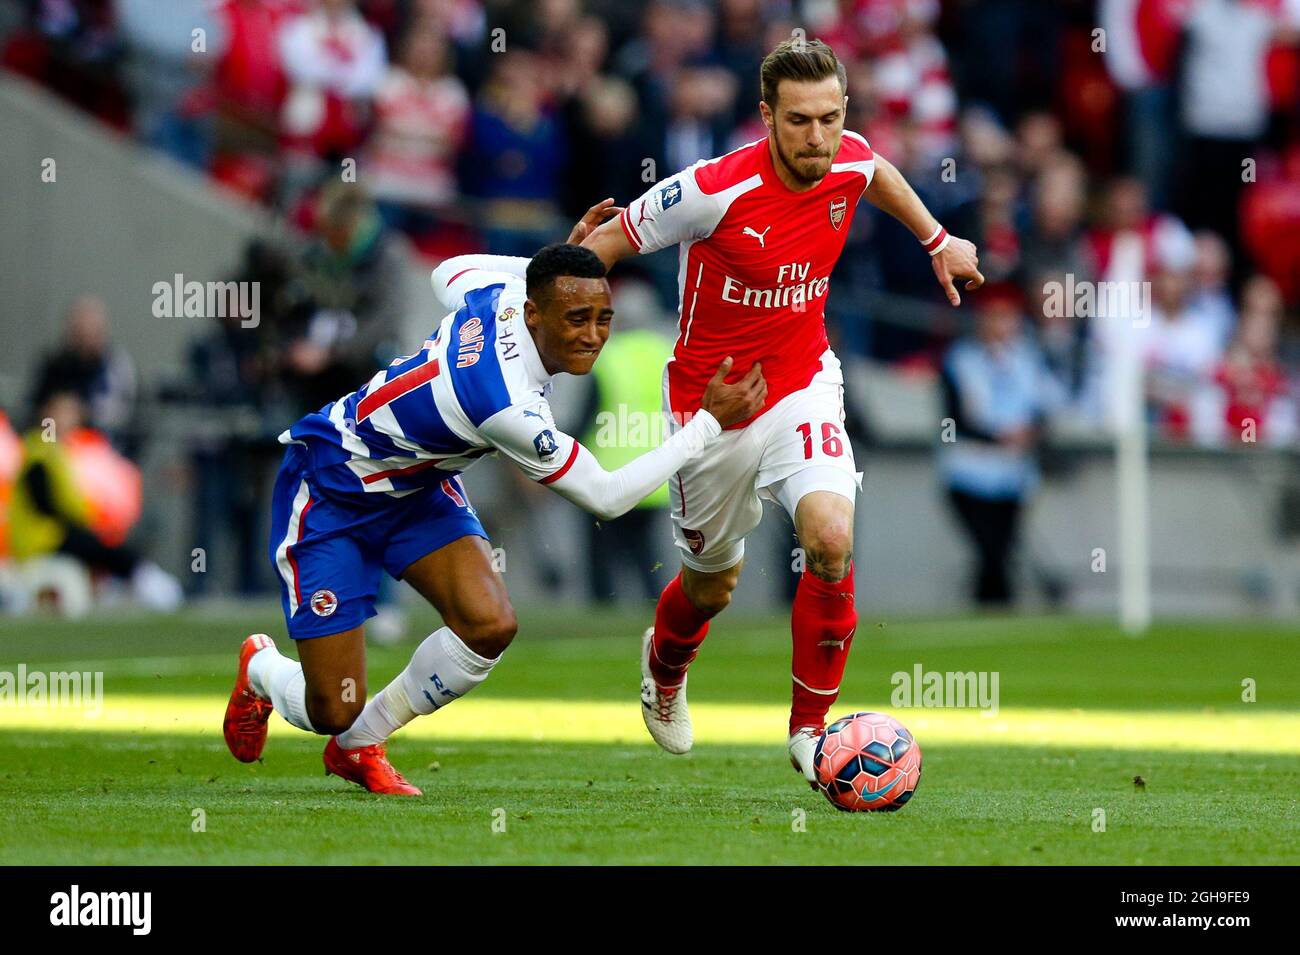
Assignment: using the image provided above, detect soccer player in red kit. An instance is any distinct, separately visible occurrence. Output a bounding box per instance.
[582,38,984,784]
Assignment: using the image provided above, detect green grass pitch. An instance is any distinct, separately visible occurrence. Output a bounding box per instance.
[0,607,1297,865]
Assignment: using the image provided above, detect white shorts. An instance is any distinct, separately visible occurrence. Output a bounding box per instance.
[665,349,863,573]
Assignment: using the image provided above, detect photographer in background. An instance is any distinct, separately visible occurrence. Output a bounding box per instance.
[280,182,408,415]
[30,295,139,456]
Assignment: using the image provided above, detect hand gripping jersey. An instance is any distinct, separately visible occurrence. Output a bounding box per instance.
[279,255,721,520]
[618,133,875,428]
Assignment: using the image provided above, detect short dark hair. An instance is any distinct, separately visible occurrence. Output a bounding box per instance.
[526,243,607,302]
[760,38,847,107]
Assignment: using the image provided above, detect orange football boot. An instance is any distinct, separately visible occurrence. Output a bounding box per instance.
[323,737,422,796]
[223,633,276,762]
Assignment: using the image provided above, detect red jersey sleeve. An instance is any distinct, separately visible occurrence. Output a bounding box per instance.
[619,164,725,255]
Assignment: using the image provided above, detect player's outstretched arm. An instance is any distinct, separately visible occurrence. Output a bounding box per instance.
[541,358,765,519]
[582,167,717,270]
[579,209,638,272]
[481,359,766,521]
[864,153,984,306]
[567,198,622,245]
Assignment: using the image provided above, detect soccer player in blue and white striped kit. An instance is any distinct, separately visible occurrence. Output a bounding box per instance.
[223,206,766,794]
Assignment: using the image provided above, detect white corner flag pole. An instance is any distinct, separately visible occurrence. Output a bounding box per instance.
[1113,291,1152,636]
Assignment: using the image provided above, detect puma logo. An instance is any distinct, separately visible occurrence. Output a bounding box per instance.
[743,225,771,247]
[818,627,855,650]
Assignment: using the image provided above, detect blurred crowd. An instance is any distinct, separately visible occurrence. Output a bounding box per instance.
[6,0,1300,444]
[4,0,1300,610]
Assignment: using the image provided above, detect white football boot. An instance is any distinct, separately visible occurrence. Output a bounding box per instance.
[639,627,693,754]
[788,727,822,789]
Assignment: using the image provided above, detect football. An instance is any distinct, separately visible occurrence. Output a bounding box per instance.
[813,712,922,812]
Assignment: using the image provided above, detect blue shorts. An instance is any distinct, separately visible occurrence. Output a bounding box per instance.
[267,444,487,639]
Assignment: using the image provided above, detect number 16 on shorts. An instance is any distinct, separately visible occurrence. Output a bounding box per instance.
[796,421,844,459]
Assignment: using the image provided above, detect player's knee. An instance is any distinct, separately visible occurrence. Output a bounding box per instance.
[691,586,733,616]
[454,605,518,659]
[307,692,364,737]
[682,569,739,617]
[802,522,854,582]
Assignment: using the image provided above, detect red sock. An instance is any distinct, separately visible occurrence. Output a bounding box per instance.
[790,563,857,735]
[650,574,711,688]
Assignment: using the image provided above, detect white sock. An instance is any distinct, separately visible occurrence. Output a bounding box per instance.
[247,646,314,733]
[336,626,498,749]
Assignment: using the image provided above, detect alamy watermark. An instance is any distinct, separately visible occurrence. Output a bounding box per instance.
[1042,274,1151,327]
[890,664,999,715]
[50,885,150,935]
[151,274,260,328]
[592,405,708,448]
[0,665,103,717]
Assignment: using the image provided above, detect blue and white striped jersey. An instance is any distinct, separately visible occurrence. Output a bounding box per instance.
[280,265,580,499]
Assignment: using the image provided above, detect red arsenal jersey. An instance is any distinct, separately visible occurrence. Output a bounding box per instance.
[618,133,875,428]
